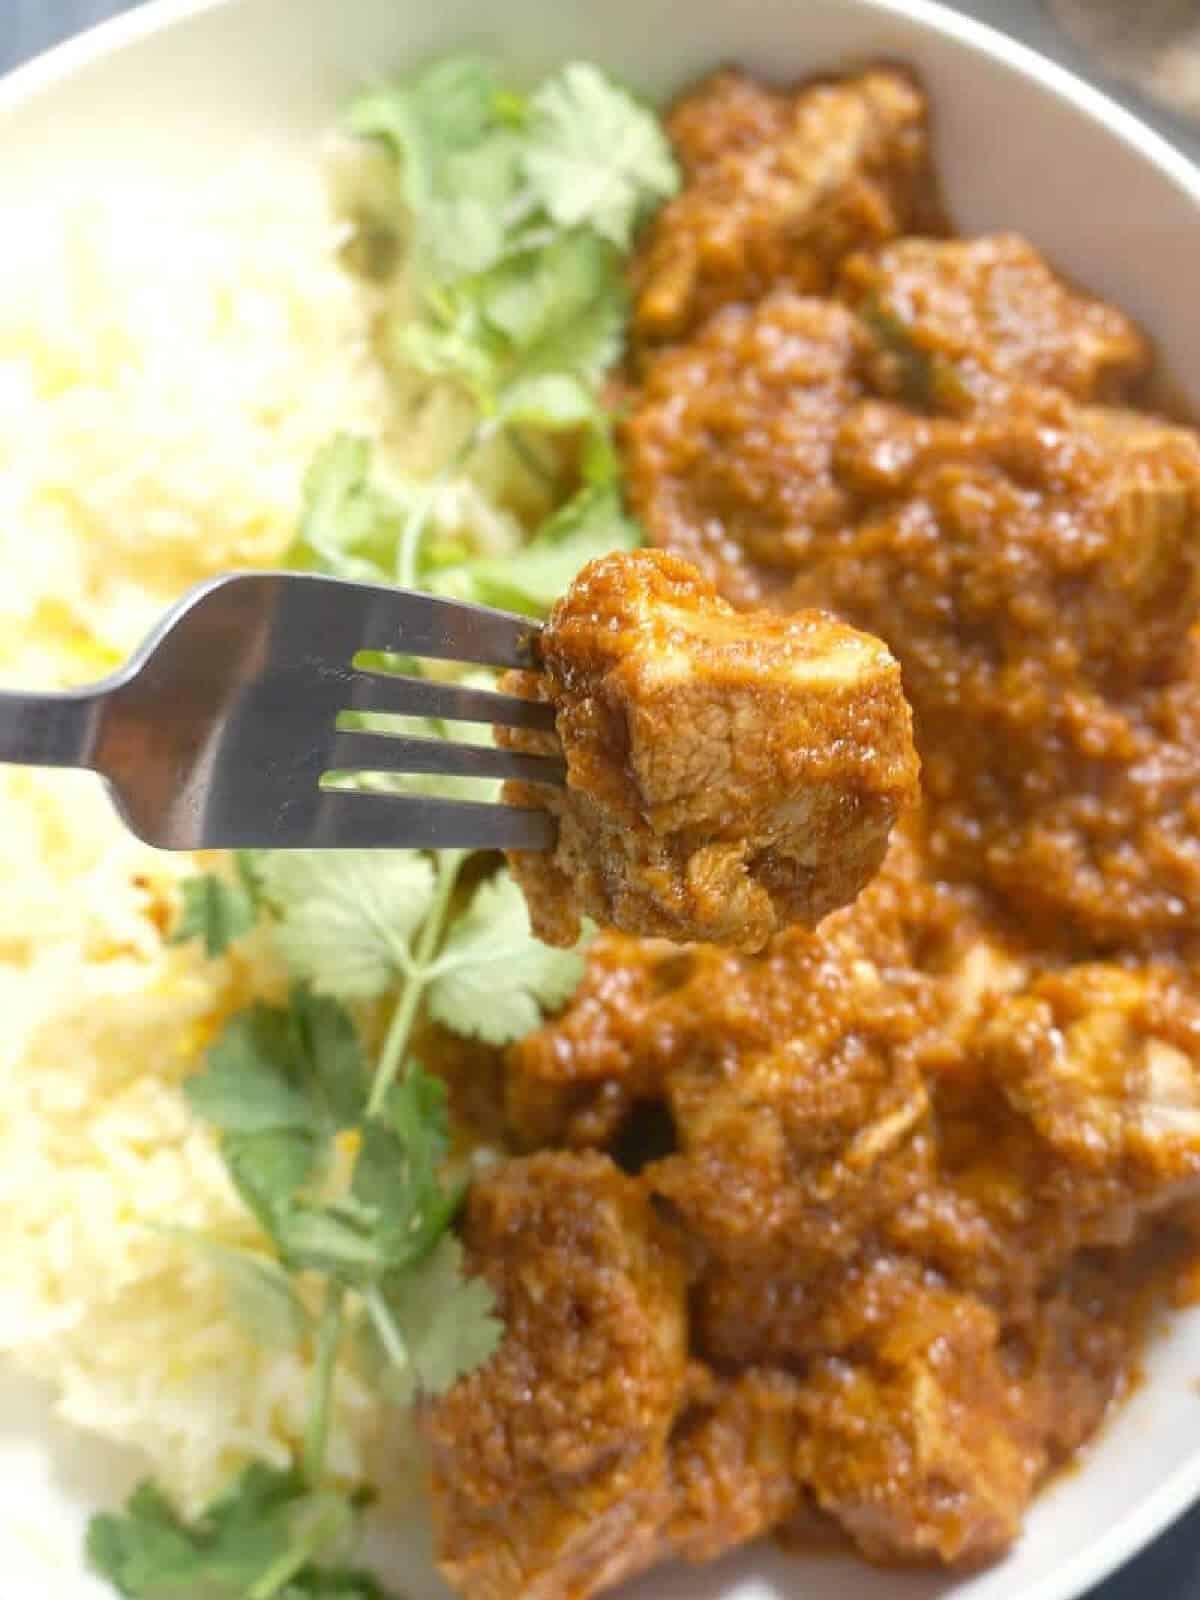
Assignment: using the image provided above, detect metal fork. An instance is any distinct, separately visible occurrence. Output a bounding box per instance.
[0,572,563,850]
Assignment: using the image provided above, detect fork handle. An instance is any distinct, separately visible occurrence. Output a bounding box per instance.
[0,688,104,770]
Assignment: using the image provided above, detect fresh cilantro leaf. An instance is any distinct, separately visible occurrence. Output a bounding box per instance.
[276,1203,396,1280]
[442,128,527,215]
[351,1121,428,1243]
[498,372,597,430]
[278,1180,456,1284]
[87,1467,388,1600]
[189,993,367,1138]
[385,1063,451,1178]
[288,435,408,583]
[391,311,503,400]
[155,1227,311,1348]
[417,195,512,281]
[87,1466,302,1597]
[261,851,436,1001]
[480,229,627,388]
[278,1065,461,1285]
[219,1254,312,1349]
[351,1111,460,1267]
[580,412,623,486]
[347,58,524,285]
[186,994,369,1244]
[211,1461,309,1519]
[223,1129,320,1243]
[427,870,590,1044]
[361,1235,502,1408]
[235,848,269,901]
[451,483,641,617]
[394,230,625,411]
[347,56,503,213]
[186,1005,316,1135]
[87,1480,201,1598]
[412,129,527,282]
[523,63,680,248]
[169,872,258,958]
[394,1234,502,1396]
[290,985,370,1128]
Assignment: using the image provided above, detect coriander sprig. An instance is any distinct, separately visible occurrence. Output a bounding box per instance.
[370,847,464,1113]
[87,1467,388,1600]
[291,53,671,600]
[303,1283,347,1488]
[118,854,583,1591]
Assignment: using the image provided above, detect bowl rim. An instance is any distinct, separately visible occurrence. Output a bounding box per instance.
[2,2,1200,1598]
[0,0,1199,215]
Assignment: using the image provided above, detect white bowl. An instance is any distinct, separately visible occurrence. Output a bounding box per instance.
[3,3,1200,1599]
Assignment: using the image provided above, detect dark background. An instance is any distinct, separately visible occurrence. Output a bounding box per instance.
[3,3,1200,1598]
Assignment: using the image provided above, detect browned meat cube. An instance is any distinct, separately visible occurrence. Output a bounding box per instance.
[666,67,794,172]
[424,1152,689,1600]
[1006,1253,1164,1468]
[625,295,866,605]
[501,823,978,1157]
[981,965,1200,1191]
[840,234,1148,407]
[816,394,1200,690]
[791,1265,1042,1566]
[693,1255,847,1371]
[650,1032,932,1273]
[883,1081,1144,1326]
[633,69,939,346]
[665,1368,806,1563]
[500,550,919,953]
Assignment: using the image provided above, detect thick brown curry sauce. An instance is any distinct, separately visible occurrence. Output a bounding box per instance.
[422,66,1200,1600]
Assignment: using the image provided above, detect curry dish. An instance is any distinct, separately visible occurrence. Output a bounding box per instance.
[424,66,1200,1598]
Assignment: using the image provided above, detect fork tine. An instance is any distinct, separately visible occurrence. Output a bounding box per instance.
[344,668,557,732]
[348,582,541,670]
[308,790,557,850]
[228,572,541,671]
[328,730,566,787]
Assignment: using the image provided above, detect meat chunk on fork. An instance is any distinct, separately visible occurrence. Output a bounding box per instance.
[633,68,939,347]
[840,234,1149,408]
[500,549,918,953]
[424,1153,690,1600]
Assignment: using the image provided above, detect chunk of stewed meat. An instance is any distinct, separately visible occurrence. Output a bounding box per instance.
[633,68,939,347]
[424,1153,689,1600]
[840,234,1148,408]
[499,549,918,951]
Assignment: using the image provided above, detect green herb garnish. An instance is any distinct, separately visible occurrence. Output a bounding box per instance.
[168,853,262,957]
